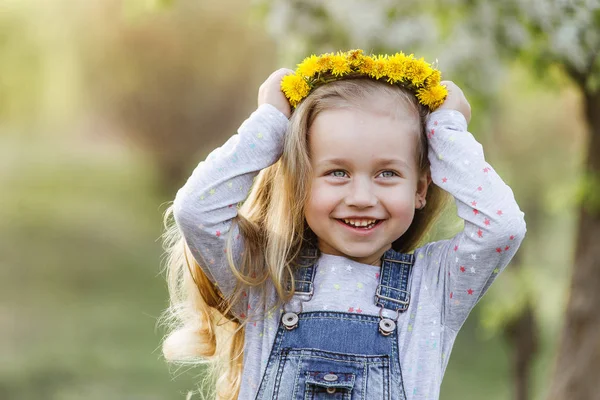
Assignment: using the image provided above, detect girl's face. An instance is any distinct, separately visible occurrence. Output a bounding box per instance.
[304,102,429,266]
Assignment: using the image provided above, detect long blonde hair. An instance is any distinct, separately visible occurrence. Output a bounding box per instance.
[160,78,451,399]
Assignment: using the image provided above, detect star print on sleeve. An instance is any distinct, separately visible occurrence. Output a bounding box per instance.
[418,109,527,331]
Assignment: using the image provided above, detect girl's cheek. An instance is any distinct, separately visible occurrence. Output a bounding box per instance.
[386,190,417,212]
[311,182,338,198]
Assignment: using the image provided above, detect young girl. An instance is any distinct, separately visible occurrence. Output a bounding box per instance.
[161,50,526,400]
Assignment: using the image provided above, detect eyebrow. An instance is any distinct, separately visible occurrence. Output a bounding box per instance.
[318,157,412,171]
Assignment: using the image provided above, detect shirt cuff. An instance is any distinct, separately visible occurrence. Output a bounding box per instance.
[427,109,468,131]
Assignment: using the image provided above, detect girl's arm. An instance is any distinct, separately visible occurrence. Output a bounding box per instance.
[173,103,289,300]
[419,107,527,333]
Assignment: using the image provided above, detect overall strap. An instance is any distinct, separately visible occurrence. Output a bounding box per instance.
[286,244,319,296]
[374,248,414,313]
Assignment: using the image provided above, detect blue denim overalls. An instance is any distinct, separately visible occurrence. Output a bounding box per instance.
[255,244,414,399]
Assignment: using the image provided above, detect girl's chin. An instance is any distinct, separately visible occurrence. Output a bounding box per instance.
[333,245,389,264]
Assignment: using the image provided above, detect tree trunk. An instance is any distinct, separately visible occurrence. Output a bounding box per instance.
[546,91,600,400]
[505,304,537,400]
[503,249,538,400]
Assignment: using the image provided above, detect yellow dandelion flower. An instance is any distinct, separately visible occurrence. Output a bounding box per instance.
[369,55,388,79]
[316,54,334,74]
[385,52,408,83]
[405,57,434,86]
[417,84,448,110]
[345,49,365,68]
[281,74,310,107]
[425,69,441,86]
[357,55,375,75]
[296,55,320,78]
[331,54,351,76]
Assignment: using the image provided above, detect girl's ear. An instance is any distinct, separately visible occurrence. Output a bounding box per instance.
[415,169,432,204]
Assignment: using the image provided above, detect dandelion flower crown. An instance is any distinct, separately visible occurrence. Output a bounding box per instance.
[281,49,448,111]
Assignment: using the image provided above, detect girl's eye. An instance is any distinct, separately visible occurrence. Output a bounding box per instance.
[379,170,398,178]
[329,170,347,178]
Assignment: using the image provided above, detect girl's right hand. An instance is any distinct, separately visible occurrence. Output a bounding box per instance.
[258,68,295,119]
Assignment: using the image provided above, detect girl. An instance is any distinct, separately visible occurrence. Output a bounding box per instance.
[161,50,526,400]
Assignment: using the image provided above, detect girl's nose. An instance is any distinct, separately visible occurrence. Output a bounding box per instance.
[344,178,377,208]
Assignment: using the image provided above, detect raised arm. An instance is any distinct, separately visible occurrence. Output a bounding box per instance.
[173,104,288,299]
[418,82,527,332]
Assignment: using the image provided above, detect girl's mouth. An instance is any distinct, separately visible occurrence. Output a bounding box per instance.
[336,219,383,234]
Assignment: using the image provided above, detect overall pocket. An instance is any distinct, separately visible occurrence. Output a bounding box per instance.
[272,348,393,400]
[304,371,355,400]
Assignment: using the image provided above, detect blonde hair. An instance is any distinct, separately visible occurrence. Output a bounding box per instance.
[160,78,451,399]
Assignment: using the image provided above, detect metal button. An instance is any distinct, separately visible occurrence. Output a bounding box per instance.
[281,312,298,330]
[323,373,338,382]
[379,318,396,336]
[326,387,336,394]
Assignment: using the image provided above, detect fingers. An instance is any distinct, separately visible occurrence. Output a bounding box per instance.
[273,68,295,77]
[441,80,461,96]
[259,68,294,94]
[439,80,471,124]
[268,68,295,83]
[258,68,295,118]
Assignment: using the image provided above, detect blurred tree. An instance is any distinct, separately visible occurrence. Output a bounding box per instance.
[255,0,600,399]
[0,2,81,130]
[80,0,275,193]
[453,3,600,399]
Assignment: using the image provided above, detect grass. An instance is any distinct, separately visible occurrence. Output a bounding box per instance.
[0,133,201,399]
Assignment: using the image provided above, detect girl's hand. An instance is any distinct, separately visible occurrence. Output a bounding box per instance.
[258,68,295,119]
[438,80,471,124]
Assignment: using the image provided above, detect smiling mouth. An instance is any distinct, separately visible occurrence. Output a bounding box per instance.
[336,219,383,229]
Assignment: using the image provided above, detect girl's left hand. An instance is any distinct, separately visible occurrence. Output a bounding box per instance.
[438,81,471,124]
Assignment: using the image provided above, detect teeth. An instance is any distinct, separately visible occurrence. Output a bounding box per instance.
[343,219,377,227]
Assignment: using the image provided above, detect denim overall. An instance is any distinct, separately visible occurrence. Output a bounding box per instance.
[255,244,414,400]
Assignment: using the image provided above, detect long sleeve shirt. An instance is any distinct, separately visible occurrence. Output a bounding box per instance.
[172,104,527,400]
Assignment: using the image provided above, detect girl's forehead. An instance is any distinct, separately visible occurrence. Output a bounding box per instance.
[309,106,420,141]
[311,94,420,126]
[308,107,421,165]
